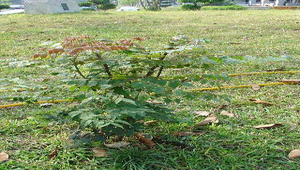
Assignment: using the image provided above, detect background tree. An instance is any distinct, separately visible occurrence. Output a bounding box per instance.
[139,0,161,11]
[0,4,9,11]
[179,0,225,9]
[97,3,117,11]
[78,2,93,7]
[119,0,139,6]
[88,0,116,11]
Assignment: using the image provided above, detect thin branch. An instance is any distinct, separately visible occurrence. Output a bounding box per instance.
[74,63,87,79]
[145,66,158,77]
[72,56,86,79]
[139,0,147,10]
[156,66,164,78]
[145,52,168,77]
[95,53,112,77]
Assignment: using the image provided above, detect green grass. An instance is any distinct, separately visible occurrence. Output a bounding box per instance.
[1,10,300,169]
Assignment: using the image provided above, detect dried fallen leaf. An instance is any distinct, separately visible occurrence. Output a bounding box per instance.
[143,120,158,126]
[146,100,163,104]
[194,111,210,117]
[134,133,155,148]
[220,111,235,117]
[48,148,57,159]
[266,67,285,71]
[249,99,274,105]
[0,152,9,162]
[251,84,260,91]
[279,79,300,84]
[20,38,29,41]
[173,131,205,137]
[253,124,282,129]
[40,103,55,107]
[104,141,130,149]
[194,115,219,126]
[288,149,300,159]
[92,149,106,157]
[229,42,241,44]
[215,105,228,111]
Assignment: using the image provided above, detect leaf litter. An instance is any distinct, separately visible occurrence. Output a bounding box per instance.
[220,110,235,117]
[194,111,210,117]
[253,124,282,129]
[194,115,219,126]
[0,152,9,162]
[288,149,300,159]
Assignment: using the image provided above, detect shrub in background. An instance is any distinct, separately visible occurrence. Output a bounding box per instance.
[181,4,200,10]
[0,4,9,11]
[179,0,226,10]
[97,3,116,11]
[78,2,93,7]
[201,5,246,10]
[88,0,116,11]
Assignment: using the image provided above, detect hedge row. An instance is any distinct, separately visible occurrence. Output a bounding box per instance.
[201,5,247,10]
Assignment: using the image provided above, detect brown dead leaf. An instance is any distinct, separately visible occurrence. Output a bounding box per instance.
[194,115,219,126]
[279,79,300,84]
[253,124,282,129]
[104,141,130,149]
[288,149,300,159]
[249,99,274,105]
[173,131,205,137]
[47,148,57,159]
[40,103,55,107]
[143,120,158,126]
[134,133,155,148]
[92,149,106,157]
[251,84,260,91]
[194,111,210,117]
[220,111,235,117]
[20,38,29,41]
[146,100,164,104]
[229,42,241,44]
[215,105,228,111]
[0,152,9,162]
[266,67,285,71]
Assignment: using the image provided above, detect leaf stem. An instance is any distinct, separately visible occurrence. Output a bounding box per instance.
[72,56,86,79]
[96,53,112,77]
[145,52,167,77]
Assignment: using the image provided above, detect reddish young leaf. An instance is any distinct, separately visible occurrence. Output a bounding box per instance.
[48,48,64,55]
[31,53,48,59]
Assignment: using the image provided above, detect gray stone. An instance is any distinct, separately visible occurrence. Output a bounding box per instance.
[25,0,80,14]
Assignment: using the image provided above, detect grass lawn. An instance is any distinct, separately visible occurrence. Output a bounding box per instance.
[0,10,300,169]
